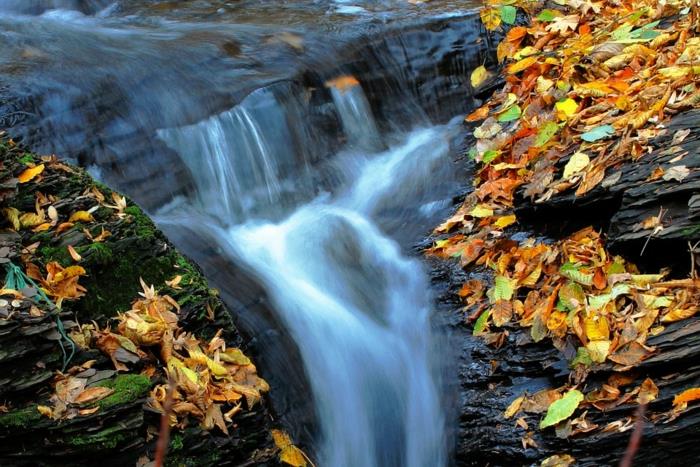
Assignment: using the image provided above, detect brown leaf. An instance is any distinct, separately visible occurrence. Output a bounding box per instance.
[492,300,513,327]
[73,386,114,406]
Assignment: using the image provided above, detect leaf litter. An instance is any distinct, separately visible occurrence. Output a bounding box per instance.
[431,0,700,459]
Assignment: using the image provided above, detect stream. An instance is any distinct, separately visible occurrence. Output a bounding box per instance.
[0,1,487,465]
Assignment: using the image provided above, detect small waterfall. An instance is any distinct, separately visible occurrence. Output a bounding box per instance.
[157,80,451,466]
[328,82,382,151]
[157,88,299,223]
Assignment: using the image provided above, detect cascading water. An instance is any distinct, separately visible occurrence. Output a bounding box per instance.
[156,84,454,466]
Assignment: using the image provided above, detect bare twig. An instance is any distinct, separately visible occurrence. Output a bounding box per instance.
[640,206,666,256]
[689,240,700,279]
[620,403,647,467]
[154,373,176,467]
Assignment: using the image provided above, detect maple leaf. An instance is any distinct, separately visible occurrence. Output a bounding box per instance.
[546,15,580,34]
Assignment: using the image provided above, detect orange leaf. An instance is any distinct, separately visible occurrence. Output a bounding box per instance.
[325,75,359,93]
[18,164,45,183]
[674,388,700,407]
[466,105,490,122]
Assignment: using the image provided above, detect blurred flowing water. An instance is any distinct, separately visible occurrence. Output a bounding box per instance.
[157,85,458,467]
[0,0,488,464]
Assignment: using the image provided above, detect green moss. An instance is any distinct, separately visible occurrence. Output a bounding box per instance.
[124,205,157,239]
[84,242,113,264]
[67,424,130,450]
[38,245,72,267]
[170,433,184,451]
[680,224,700,238]
[96,374,152,409]
[166,448,222,467]
[18,153,35,165]
[0,405,41,429]
[93,206,114,222]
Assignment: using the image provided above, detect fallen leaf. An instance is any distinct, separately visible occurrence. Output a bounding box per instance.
[540,389,583,429]
[18,164,45,183]
[555,98,579,119]
[541,454,576,467]
[581,125,615,142]
[637,378,658,404]
[471,66,490,88]
[504,395,525,419]
[480,7,501,31]
[662,165,690,182]
[68,211,94,223]
[325,75,360,93]
[73,386,114,406]
[68,245,82,262]
[271,429,307,467]
[673,388,700,408]
[563,152,590,179]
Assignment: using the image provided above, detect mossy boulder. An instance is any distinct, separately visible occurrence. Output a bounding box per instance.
[0,136,277,466]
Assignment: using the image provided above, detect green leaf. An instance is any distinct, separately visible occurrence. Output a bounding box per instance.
[473,310,491,335]
[500,5,517,25]
[482,150,500,164]
[537,9,558,22]
[540,389,584,429]
[559,263,593,286]
[570,347,592,368]
[468,147,478,160]
[535,121,560,147]
[581,125,615,142]
[494,275,516,301]
[497,104,522,122]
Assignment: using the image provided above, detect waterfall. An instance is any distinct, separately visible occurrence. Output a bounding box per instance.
[157,81,451,466]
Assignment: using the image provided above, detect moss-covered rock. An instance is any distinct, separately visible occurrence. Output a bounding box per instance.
[0,135,277,466]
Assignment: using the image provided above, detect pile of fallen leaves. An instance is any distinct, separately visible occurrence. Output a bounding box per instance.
[55,279,269,435]
[428,0,700,447]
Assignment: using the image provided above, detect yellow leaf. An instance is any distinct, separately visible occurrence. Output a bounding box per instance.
[574,81,614,97]
[469,205,494,218]
[494,214,517,229]
[541,454,575,467]
[272,429,307,467]
[18,164,45,183]
[661,307,697,323]
[68,211,94,223]
[536,76,554,94]
[166,275,183,289]
[507,56,538,74]
[19,212,45,228]
[555,98,578,119]
[471,65,490,88]
[3,207,20,230]
[480,7,501,31]
[658,66,692,79]
[563,152,589,179]
[504,395,524,419]
[585,339,611,363]
[37,405,53,418]
[584,313,609,341]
